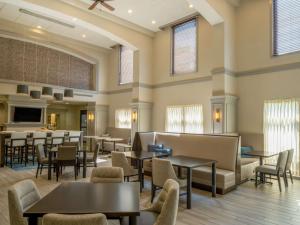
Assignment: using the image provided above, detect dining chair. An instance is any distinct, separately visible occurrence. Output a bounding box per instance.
[151,158,187,202]
[5,132,28,167]
[90,166,124,183]
[68,131,81,143]
[56,146,77,181]
[111,151,139,182]
[27,132,47,165]
[140,179,179,225]
[77,143,100,171]
[284,149,294,186]
[8,179,41,225]
[255,150,288,192]
[47,131,65,149]
[43,213,108,225]
[36,144,55,178]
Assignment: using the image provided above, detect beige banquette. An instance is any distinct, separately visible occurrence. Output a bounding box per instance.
[133,132,241,194]
[102,128,131,152]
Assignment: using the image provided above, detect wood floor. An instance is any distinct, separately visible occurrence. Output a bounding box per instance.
[1,160,300,225]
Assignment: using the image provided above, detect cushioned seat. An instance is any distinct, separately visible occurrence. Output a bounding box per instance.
[241,158,259,182]
[255,165,278,175]
[192,166,235,190]
[241,158,259,165]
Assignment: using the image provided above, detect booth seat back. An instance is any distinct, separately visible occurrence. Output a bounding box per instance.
[106,127,131,144]
[155,133,239,172]
[139,132,156,151]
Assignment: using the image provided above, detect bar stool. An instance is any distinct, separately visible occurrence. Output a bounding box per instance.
[68,131,81,146]
[5,132,28,167]
[47,131,65,150]
[27,132,47,165]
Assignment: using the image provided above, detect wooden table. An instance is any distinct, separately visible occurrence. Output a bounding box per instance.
[104,137,124,151]
[243,150,278,165]
[47,148,87,180]
[24,182,140,225]
[168,155,217,209]
[125,151,170,192]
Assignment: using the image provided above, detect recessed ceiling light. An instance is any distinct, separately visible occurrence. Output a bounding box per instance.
[72,17,77,21]
[189,4,194,8]
[37,25,42,29]
[128,9,133,14]
[151,20,156,24]
[82,34,86,38]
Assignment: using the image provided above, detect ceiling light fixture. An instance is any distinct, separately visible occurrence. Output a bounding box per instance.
[72,17,77,21]
[37,25,42,29]
[152,20,156,24]
[128,9,133,14]
[189,4,194,8]
[82,34,86,38]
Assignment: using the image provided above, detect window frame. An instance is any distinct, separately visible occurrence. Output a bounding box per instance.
[170,17,198,75]
[272,0,300,57]
[118,45,134,85]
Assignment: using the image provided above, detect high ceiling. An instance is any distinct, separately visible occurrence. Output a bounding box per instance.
[80,0,197,32]
[0,2,117,49]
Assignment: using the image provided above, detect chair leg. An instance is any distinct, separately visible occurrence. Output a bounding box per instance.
[40,164,43,175]
[283,173,288,187]
[255,171,258,187]
[36,164,40,178]
[289,170,293,184]
[10,148,13,168]
[277,174,282,192]
[56,165,59,182]
[151,184,156,203]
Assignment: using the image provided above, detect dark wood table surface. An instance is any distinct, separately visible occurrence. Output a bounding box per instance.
[124,151,170,192]
[48,147,87,180]
[243,150,278,165]
[24,182,140,225]
[167,155,217,209]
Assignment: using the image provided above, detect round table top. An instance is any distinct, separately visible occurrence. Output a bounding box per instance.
[104,138,124,142]
[83,136,99,139]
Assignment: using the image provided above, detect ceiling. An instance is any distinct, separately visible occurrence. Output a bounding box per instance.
[0,2,117,49]
[80,0,197,32]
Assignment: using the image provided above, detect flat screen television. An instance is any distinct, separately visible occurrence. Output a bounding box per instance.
[13,107,42,123]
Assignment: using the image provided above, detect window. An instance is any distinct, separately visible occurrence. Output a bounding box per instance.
[264,99,299,175]
[115,108,131,129]
[273,0,300,55]
[119,46,133,84]
[166,104,203,134]
[172,19,197,74]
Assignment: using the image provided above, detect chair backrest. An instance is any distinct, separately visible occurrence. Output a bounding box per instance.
[32,132,47,145]
[57,146,77,161]
[111,152,132,176]
[36,144,46,163]
[68,131,81,143]
[93,143,100,161]
[285,149,294,170]
[148,179,179,225]
[276,150,289,172]
[152,158,178,187]
[10,132,27,147]
[51,132,65,145]
[90,167,124,183]
[43,213,108,225]
[8,179,41,225]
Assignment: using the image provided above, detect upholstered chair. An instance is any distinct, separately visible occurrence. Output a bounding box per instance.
[47,131,65,149]
[255,150,288,192]
[142,179,179,225]
[90,167,124,183]
[27,132,47,165]
[8,179,41,225]
[285,149,294,185]
[111,152,139,181]
[56,146,77,181]
[43,213,108,225]
[68,131,81,144]
[35,144,49,178]
[5,132,28,167]
[151,158,186,202]
[78,143,100,170]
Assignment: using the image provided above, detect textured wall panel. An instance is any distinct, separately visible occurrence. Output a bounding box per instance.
[0,37,94,90]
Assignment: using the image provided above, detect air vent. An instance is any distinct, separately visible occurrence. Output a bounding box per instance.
[19,8,75,29]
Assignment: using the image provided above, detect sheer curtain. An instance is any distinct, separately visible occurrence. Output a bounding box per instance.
[115,109,131,129]
[264,99,299,175]
[166,104,203,134]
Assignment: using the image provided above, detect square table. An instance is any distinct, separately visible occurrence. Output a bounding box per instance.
[167,155,217,209]
[124,151,170,192]
[24,182,140,225]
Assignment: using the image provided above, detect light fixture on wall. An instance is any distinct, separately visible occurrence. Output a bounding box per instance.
[132,110,138,123]
[88,112,95,121]
[30,90,41,100]
[16,84,29,95]
[54,93,63,102]
[42,87,53,96]
[64,89,74,98]
[215,108,221,123]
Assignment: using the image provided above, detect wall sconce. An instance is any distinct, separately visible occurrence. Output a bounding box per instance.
[132,110,138,123]
[88,112,95,121]
[215,109,221,123]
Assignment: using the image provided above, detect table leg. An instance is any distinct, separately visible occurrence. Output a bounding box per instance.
[212,162,216,197]
[113,141,116,151]
[83,150,87,178]
[178,166,182,178]
[90,138,92,152]
[138,160,143,192]
[101,140,105,154]
[259,156,264,183]
[48,151,52,180]
[129,215,137,225]
[187,168,192,209]
[27,216,38,225]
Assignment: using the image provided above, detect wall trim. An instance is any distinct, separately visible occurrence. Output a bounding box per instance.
[152,76,212,89]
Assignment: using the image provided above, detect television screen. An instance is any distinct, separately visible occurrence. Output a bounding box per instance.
[13,107,42,122]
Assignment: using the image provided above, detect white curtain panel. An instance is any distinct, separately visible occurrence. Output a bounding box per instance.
[166,104,203,134]
[115,109,132,129]
[264,99,299,175]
